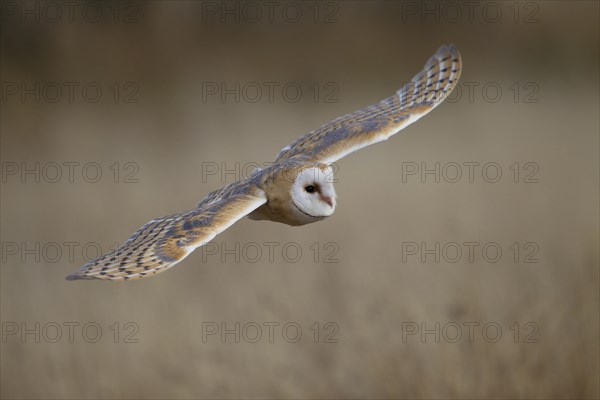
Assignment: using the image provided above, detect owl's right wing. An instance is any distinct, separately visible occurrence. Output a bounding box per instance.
[274,44,462,164]
[66,184,266,282]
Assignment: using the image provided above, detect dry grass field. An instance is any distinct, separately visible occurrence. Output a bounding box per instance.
[1,1,598,398]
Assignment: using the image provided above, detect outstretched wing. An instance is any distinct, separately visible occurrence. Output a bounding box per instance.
[275,44,462,164]
[66,187,266,281]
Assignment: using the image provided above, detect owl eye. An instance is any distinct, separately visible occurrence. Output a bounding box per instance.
[305,185,316,193]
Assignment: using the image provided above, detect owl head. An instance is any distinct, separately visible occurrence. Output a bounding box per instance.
[290,164,337,219]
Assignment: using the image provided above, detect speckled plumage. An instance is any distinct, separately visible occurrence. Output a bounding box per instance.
[275,45,462,163]
[66,45,462,282]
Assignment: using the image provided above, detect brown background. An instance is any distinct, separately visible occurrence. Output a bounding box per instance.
[1,1,598,398]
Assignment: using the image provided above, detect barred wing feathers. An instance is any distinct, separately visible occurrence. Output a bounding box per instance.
[275,45,462,164]
[66,189,265,281]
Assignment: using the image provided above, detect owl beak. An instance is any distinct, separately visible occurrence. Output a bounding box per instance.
[320,195,334,208]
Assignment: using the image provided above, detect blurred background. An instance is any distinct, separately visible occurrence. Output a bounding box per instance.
[1,1,598,398]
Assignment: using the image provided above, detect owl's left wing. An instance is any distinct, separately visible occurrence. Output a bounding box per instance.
[275,44,462,164]
[66,188,266,281]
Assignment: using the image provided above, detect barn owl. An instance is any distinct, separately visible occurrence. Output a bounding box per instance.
[66,44,462,281]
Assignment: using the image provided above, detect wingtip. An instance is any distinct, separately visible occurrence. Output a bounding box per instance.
[65,272,91,281]
[436,43,460,56]
[444,44,461,60]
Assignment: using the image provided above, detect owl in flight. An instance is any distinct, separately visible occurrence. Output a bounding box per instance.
[67,45,462,281]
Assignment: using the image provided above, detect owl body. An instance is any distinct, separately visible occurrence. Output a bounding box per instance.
[67,44,462,281]
[248,162,337,226]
